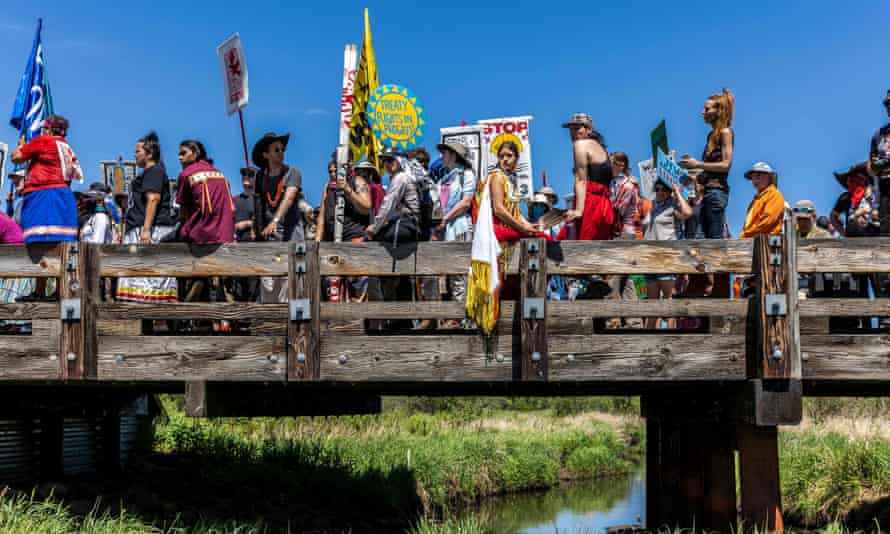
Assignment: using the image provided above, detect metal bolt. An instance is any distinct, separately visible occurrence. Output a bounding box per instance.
[66,352,76,361]
[297,352,306,363]
[772,348,783,361]
[771,303,781,315]
[114,354,125,363]
[338,353,348,365]
[567,354,575,363]
[495,353,504,363]
[531,352,541,362]
[268,355,279,363]
[49,354,57,361]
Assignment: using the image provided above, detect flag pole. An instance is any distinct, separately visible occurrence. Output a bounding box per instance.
[238,108,250,168]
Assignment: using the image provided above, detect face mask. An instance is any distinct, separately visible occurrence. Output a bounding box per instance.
[529,204,548,222]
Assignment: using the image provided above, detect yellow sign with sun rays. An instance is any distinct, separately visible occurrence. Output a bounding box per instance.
[367,84,426,150]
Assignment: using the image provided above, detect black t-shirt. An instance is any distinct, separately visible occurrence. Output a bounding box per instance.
[833,192,878,237]
[255,166,305,242]
[125,164,175,231]
[233,192,255,242]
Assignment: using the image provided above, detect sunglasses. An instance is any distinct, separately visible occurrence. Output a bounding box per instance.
[654,186,670,193]
[793,206,815,214]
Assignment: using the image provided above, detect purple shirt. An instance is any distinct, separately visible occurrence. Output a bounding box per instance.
[0,214,24,244]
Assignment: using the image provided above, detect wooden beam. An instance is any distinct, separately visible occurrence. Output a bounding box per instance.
[59,243,82,379]
[0,243,62,278]
[548,334,746,381]
[737,424,784,532]
[802,335,890,380]
[318,335,513,381]
[548,299,746,318]
[520,238,547,381]
[98,242,290,277]
[288,242,320,381]
[0,303,58,319]
[81,244,100,379]
[546,239,753,275]
[97,336,286,381]
[318,241,498,276]
[797,237,890,273]
[0,334,61,379]
[320,301,465,321]
[184,381,381,417]
[98,302,287,320]
[799,298,890,316]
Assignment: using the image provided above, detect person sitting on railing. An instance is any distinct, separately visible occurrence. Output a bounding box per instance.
[642,177,693,329]
[10,115,82,244]
[176,140,235,331]
[466,141,550,334]
[739,162,786,238]
[116,133,179,314]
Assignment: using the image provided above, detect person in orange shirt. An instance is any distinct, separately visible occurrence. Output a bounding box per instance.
[740,161,786,238]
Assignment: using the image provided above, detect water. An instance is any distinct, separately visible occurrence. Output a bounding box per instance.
[468,473,645,534]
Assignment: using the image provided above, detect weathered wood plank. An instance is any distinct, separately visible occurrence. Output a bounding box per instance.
[319,335,513,381]
[0,335,59,379]
[318,242,518,276]
[799,298,890,317]
[97,336,286,381]
[797,237,890,273]
[59,243,83,379]
[98,243,290,277]
[802,335,890,380]
[520,238,547,381]
[548,299,746,319]
[81,243,100,379]
[99,302,287,320]
[97,320,142,336]
[0,243,62,277]
[0,303,59,320]
[289,242,320,381]
[548,334,746,381]
[320,301,465,321]
[546,239,753,275]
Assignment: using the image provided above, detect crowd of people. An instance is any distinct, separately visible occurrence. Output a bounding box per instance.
[2,86,889,334]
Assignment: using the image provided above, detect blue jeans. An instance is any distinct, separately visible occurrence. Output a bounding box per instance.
[700,189,729,239]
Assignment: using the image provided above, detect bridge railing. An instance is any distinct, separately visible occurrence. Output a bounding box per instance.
[0,226,888,392]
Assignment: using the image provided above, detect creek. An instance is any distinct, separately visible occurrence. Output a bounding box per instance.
[463,472,645,534]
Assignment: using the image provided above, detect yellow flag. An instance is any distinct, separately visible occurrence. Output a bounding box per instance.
[349,8,381,168]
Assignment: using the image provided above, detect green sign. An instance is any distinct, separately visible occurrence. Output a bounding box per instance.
[650,120,668,167]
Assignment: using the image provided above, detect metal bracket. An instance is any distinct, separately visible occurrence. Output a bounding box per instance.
[769,235,782,248]
[523,297,545,320]
[769,253,782,266]
[765,294,787,317]
[294,242,307,255]
[289,298,311,321]
[294,260,307,274]
[527,241,540,254]
[61,298,81,321]
[528,258,540,272]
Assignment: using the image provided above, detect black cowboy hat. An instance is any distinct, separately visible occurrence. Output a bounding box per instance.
[75,181,111,200]
[251,132,291,169]
[834,161,869,188]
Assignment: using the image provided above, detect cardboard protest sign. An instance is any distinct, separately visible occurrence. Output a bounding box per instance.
[656,148,685,188]
[478,116,534,200]
[217,33,249,116]
[338,44,358,146]
[440,125,484,176]
[100,160,137,196]
[637,158,656,199]
[367,84,426,150]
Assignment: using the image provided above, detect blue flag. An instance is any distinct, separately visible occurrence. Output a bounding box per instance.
[9,18,53,142]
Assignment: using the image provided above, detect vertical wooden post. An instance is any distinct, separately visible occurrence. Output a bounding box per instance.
[519,238,547,381]
[750,218,800,380]
[738,424,784,532]
[58,243,83,379]
[80,244,100,379]
[288,241,320,380]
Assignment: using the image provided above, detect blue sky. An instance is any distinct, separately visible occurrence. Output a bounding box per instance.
[1,1,887,233]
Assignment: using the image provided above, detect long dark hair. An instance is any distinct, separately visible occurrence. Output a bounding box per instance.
[139,131,161,163]
[179,139,212,165]
[589,128,607,149]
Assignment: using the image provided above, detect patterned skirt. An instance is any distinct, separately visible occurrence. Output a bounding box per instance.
[21,188,78,243]
[115,226,179,302]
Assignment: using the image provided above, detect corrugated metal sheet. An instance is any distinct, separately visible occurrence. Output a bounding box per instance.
[63,418,97,476]
[0,419,36,484]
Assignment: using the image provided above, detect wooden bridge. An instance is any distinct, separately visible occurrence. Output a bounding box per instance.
[0,219,888,532]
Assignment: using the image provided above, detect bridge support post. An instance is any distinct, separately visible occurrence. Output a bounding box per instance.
[520,238,547,381]
[288,241,320,380]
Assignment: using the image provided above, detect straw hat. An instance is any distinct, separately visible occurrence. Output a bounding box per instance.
[436,141,474,169]
[561,113,594,129]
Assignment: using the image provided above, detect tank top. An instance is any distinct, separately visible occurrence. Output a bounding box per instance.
[587,158,613,187]
[322,176,370,241]
[701,129,732,191]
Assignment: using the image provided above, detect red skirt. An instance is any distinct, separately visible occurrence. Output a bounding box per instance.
[579,181,614,241]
